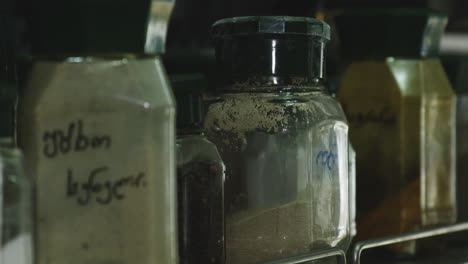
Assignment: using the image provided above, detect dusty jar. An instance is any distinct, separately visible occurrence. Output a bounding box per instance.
[205,16,350,264]
[19,56,177,264]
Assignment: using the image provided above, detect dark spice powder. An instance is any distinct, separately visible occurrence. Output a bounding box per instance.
[177,160,224,264]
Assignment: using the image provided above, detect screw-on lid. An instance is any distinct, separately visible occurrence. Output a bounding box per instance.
[212,16,331,40]
[171,74,206,129]
[211,16,330,90]
[335,9,447,58]
[29,0,174,55]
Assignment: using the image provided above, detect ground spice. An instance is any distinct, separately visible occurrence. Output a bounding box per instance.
[205,92,350,264]
[177,159,224,264]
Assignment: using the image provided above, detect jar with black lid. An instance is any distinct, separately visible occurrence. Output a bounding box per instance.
[205,16,350,264]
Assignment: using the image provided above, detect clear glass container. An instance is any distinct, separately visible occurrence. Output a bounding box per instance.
[441,55,468,246]
[177,134,225,264]
[349,144,357,239]
[457,88,468,224]
[0,139,33,264]
[172,74,225,264]
[18,56,177,264]
[336,9,456,254]
[205,16,350,264]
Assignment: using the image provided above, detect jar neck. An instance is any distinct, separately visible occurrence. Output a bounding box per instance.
[215,35,327,92]
[177,126,204,136]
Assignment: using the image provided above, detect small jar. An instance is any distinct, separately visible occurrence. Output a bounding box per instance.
[0,138,33,264]
[172,75,225,264]
[205,16,350,264]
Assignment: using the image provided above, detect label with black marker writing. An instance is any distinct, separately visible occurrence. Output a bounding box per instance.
[34,113,173,264]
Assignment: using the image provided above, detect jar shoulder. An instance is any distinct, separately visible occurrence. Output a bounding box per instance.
[21,57,175,115]
[176,135,224,167]
[204,92,348,133]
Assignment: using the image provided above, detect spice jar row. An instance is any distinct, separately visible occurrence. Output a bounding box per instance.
[0,4,467,264]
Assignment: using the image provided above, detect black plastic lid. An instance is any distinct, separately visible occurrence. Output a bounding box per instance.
[171,74,206,129]
[28,0,174,55]
[335,9,447,58]
[212,16,330,90]
[212,16,330,40]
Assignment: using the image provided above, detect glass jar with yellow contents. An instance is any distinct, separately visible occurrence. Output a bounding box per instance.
[336,9,456,255]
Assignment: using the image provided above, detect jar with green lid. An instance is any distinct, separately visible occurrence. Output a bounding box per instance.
[172,74,225,264]
[18,1,178,263]
[336,9,456,254]
[205,16,350,264]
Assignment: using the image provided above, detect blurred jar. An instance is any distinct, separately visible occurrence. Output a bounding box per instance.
[172,74,225,264]
[18,1,178,263]
[205,16,350,264]
[0,14,32,264]
[336,9,456,255]
[441,55,468,241]
[0,139,33,264]
[349,144,357,239]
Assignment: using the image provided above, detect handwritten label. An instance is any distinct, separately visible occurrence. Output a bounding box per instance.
[42,120,111,158]
[66,167,146,206]
[344,106,396,125]
[316,150,337,171]
[42,120,146,206]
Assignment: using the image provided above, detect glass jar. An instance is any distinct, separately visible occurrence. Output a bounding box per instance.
[0,139,33,264]
[172,74,225,264]
[455,69,468,226]
[18,1,177,263]
[19,56,177,264]
[336,9,456,254]
[349,144,357,239]
[205,16,350,264]
[441,55,468,245]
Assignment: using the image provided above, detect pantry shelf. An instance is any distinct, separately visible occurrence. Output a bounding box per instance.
[352,221,468,264]
[257,222,468,264]
[260,248,347,264]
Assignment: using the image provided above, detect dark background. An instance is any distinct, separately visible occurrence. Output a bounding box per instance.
[2,0,467,75]
[164,0,468,76]
[166,0,466,53]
